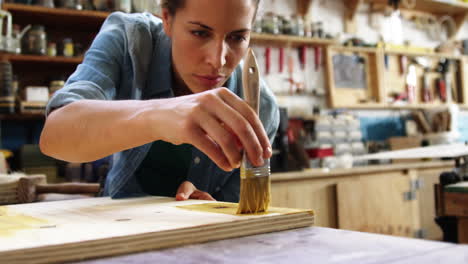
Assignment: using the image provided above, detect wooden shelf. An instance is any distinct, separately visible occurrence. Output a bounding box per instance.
[366,0,468,16]
[0,113,45,121]
[251,33,337,46]
[328,104,453,110]
[2,3,110,30]
[363,0,468,38]
[329,45,378,53]
[0,53,83,64]
[383,49,461,60]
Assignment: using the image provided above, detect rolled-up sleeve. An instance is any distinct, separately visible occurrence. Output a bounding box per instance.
[46,12,128,115]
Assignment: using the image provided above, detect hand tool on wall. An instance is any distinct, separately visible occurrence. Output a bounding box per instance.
[279,47,284,73]
[436,59,450,102]
[436,77,447,102]
[264,47,271,75]
[238,48,271,214]
[399,55,407,75]
[298,45,307,93]
[422,68,432,103]
[406,64,417,103]
[384,54,389,70]
[314,46,322,71]
[287,47,296,94]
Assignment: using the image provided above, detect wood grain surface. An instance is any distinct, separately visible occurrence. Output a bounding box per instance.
[0,196,313,264]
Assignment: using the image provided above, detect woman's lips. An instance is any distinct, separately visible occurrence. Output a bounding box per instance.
[194,74,225,87]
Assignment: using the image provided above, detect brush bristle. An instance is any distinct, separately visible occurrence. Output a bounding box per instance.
[237,176,271,214]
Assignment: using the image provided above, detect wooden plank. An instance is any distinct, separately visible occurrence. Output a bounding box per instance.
[337,170,421,238]
[444,192,468,217]
[0,197,313,264]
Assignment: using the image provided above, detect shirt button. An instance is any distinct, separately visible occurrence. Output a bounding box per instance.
[215,186,221,192]
[194,156,201,164]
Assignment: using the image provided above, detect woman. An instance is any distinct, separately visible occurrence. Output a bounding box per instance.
[40,0,279,202]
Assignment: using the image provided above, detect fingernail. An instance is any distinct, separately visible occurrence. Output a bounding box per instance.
[264,147,272,158]
[180,193,186,199]
[257,157,264,166]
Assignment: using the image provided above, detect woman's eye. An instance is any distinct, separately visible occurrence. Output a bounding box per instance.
[229,34,247,42]
[191,30,209,38]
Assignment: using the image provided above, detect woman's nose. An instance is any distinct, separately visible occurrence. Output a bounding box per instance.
[205,40,227,70]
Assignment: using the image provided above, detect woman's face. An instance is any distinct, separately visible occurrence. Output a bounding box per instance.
[162,0,256,94]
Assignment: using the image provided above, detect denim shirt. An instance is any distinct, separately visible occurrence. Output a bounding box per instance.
[46,12,279,202]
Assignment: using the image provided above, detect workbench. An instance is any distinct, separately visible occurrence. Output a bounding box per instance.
[77,226,468,264]
[271,161,454,239]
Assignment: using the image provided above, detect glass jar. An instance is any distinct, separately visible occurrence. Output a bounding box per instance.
[262,12,279,34]
[23,25,47,55]
[49,80,65,97]
[0,61,13,98]
[37,0,55,8]
[63,38,74,57]
[47,42,57,57]
[279,16,293,35]
[60,0,77,9]
[253,16,263,33]
[115,0,132,13]
[291,15,305,36]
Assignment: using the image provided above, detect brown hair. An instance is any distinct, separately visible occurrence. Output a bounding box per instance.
[161,0,261,19]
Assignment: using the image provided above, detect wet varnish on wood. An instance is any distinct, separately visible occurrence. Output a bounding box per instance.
[0,196,314,264]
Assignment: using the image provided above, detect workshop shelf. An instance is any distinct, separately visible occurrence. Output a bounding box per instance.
[366,0,468,15]
[0,53,83,65]
[344,0,468,37]
[1,3,110,30]
[251,33,337,47]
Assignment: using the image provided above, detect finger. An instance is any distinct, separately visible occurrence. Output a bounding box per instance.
[209,91,264,166]
[195,110,242,169]
[190,190,216,201]
[222,124,243,152]
[175,181,196,201]
[218,89,272,160]
[190,126,233,171]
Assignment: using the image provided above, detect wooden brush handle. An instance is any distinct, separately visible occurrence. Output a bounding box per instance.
[242,48,260,114]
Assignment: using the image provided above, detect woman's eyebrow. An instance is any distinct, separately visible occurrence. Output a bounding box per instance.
[188,21,250,34]
[188,21,213,30]
[230,29,250,34]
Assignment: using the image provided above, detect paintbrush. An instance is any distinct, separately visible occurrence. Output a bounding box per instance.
[237,48,271,214]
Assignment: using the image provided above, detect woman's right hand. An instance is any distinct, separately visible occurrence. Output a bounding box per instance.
[146,87,272,172]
